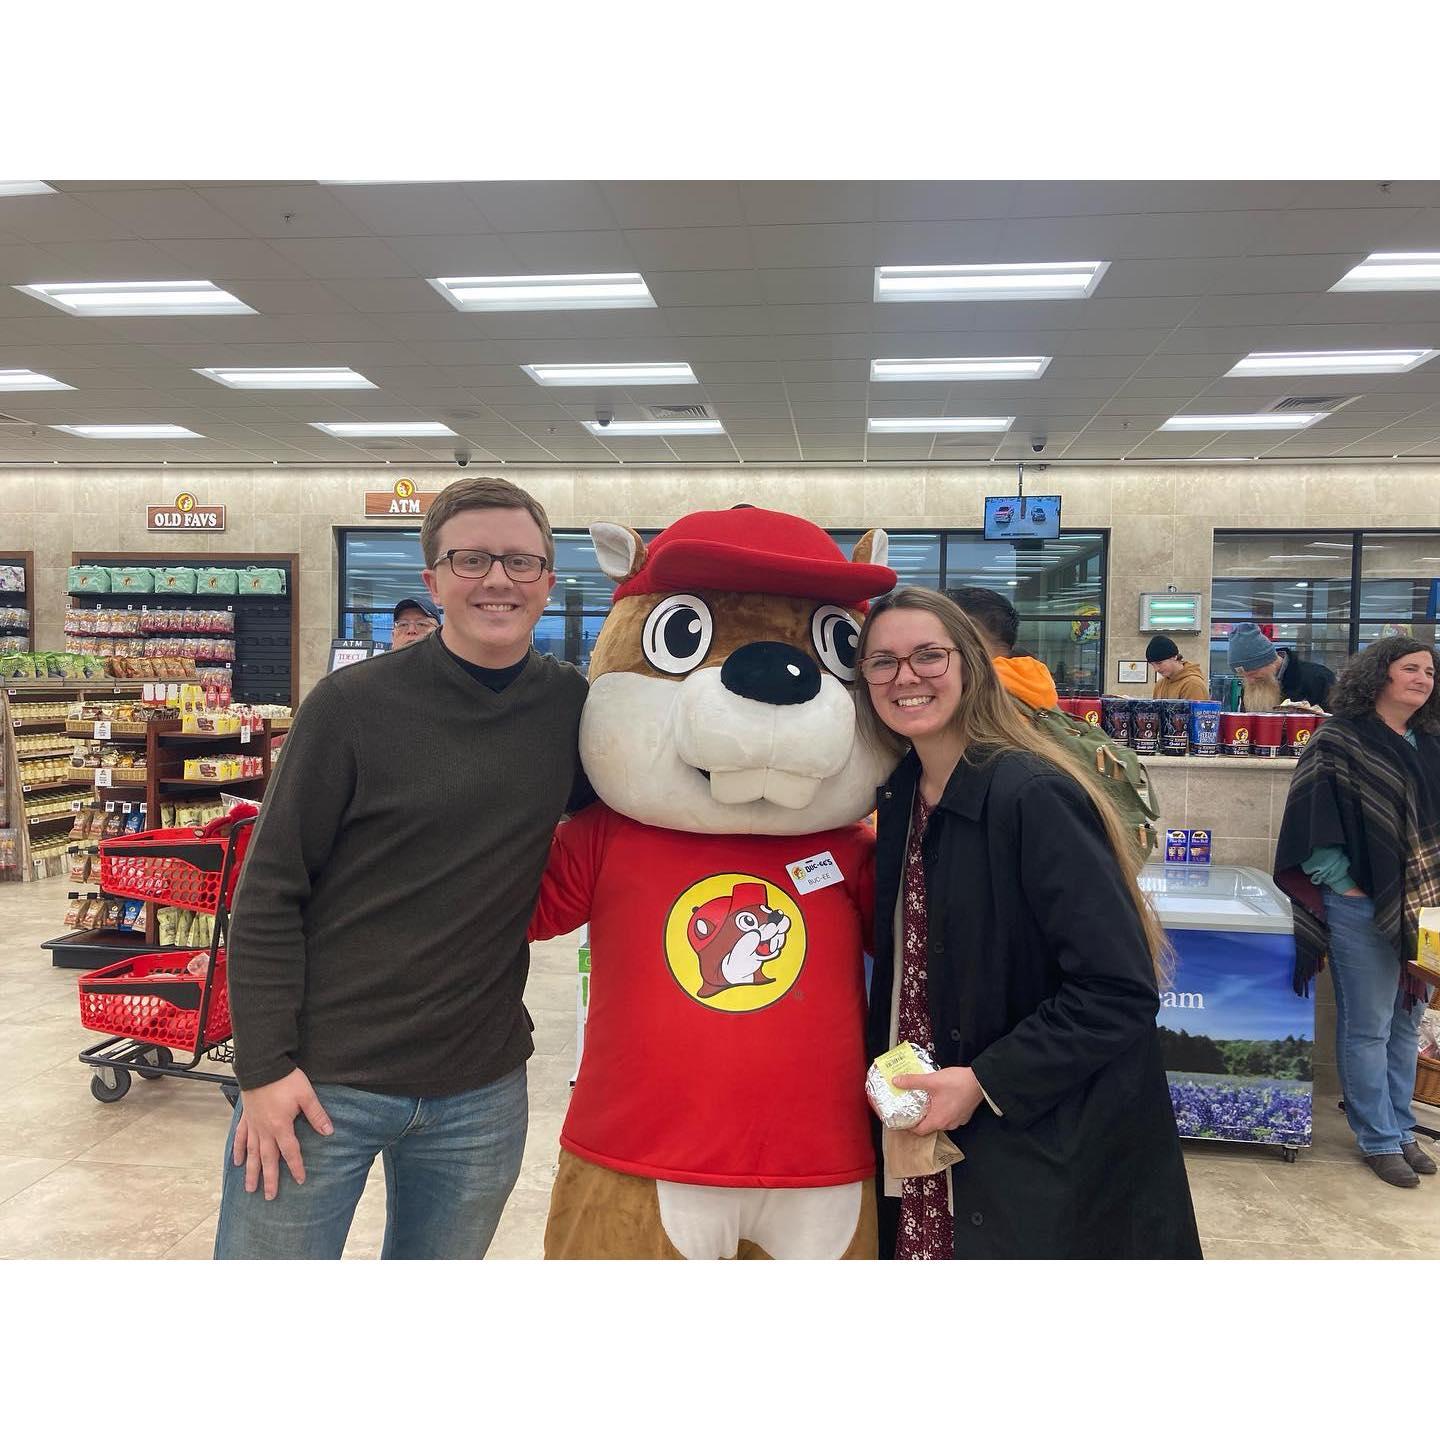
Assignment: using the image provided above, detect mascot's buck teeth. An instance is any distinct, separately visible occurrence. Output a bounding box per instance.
[708,766,820,809]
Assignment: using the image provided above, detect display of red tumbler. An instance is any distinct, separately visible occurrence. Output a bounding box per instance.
[1250,712,1285,757]
[1219,712,1252,756]
[1284,712,1317,753]
[1075,695,1102,727]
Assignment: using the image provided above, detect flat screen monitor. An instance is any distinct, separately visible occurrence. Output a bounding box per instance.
[983,494,1062,541]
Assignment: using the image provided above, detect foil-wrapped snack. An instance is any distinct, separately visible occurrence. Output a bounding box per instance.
[866,1041,938,1129]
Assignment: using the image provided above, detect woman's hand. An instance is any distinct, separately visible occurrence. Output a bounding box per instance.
[892,1066,985,1135]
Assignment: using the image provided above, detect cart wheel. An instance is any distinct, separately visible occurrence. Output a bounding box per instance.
[137,1047,173,1079]
[90,1068,132,1104]
[222,1085,239,1110]
[1281,1144,1299,1163]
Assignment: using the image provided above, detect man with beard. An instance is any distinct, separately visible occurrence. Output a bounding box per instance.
[1228,622,1334,711]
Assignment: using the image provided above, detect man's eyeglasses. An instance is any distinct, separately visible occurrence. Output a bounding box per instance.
[394,618,438,634]
[436,549,550,582]
[859,645,959,685]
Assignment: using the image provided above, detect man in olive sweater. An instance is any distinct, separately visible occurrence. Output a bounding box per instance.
[214,477,588,1260]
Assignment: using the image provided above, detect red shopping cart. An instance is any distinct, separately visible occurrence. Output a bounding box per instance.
[76,804,258,1106]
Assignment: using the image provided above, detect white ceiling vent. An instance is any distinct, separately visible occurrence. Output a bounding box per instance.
[1269,395,1358,413]
[645,403,715,421]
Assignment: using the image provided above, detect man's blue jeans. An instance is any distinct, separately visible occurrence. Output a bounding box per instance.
[1323,892,1431,1156]
[213,1065,527,1259]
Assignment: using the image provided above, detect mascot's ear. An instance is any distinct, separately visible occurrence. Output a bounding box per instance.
[852,528,890,570]
[591,522,647,583]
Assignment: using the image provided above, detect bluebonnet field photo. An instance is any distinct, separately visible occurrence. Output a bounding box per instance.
[1157,930,1312,1146]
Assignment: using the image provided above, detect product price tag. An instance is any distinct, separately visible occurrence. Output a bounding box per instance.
[104,800,116,813]
[93,721,111,740]
[122,802,133,813]
[240,724,252,744]
[96,770,113,790]
[70,800,83,811]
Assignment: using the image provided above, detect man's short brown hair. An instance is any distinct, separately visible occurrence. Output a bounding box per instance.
[419,476,556,569]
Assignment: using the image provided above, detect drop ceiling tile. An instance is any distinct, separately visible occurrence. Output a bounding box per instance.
[328,184,493,236]
[25,239,203,279]
[870,182,1015,222]
[748,223,876,269]
[266,237,415,279]
[622,227,755,271]
[645,270,766,307]
[763,304,872,336]
[739,182,875,225]
[871,219,1007,266]
[146,237,312,280]
[0,243,82,284]
[75,188,253,240]
[757,267,872,305]
[319,277,455,313]
[497,230,640,273]
[344,232,517,274]
[1254,207,1423,256]
[0,193,142,243]
[193,185,372,239]
[663,306,772,337]
[464,181,614,232]
[215,280,357,315]
[600,182,745,230]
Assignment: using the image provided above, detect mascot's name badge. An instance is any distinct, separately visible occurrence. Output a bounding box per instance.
[785,850,844,895]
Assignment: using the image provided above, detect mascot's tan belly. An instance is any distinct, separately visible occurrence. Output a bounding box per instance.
[529,507,896,1260]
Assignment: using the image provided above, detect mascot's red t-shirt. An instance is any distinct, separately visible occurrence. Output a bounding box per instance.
[530,804,876,1188]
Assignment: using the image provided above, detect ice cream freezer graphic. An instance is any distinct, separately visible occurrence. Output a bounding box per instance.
[1140,864,1312,1153]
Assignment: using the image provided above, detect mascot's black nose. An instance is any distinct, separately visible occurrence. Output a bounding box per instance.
[720,642,822,706]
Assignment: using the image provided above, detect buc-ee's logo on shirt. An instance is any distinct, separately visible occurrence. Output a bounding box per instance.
[663,873,808,1013]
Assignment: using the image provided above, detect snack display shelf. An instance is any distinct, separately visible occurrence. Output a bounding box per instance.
[4,680,144,694]
[28,812,81,829]
[10,719,68,731]
[20,779,85,795]
[43,929,183,972]
[69,768,148,786]
[160,775,265,790]
[65,720,149,738]
[17,745,76,758]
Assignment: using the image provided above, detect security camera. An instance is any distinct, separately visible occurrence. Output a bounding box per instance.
[595,407,613,428]
[1031,436,1047,454]
[454,446,471,467]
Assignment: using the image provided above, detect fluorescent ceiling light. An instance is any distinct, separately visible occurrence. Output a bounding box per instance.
[582,418,723,436]
[15,280,256,316]
[522,362,696,387]
[870,356,1051,382]
[1330,253,1440,292]
[0,368,73,391]
[868,416,1014,433]
[52,424,202,439]
[874,262,1107,303]
[1161,413,1323,431]
[429,273,655,312]
[196,366,376,389]
[0,181,57,197]
[1226,349,1438,377]
[310,421,457,437]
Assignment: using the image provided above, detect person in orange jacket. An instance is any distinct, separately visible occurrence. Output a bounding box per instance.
[1146,635,1210,701]
[944,586,1059,708]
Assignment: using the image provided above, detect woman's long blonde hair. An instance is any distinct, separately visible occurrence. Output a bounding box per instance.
[855,586,1170,983]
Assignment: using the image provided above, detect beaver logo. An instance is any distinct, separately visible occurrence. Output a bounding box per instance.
[663,873,807,1012]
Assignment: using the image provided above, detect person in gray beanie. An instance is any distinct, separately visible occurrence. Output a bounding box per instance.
[1227,622,1334,710]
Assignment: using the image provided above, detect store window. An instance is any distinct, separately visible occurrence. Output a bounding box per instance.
[340,525,1109,683]
[1211,529,1440,679]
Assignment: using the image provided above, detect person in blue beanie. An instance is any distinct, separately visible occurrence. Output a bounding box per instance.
[1227,622,1334,710]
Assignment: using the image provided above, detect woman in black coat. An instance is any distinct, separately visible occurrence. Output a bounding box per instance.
[856,587,1201,1260]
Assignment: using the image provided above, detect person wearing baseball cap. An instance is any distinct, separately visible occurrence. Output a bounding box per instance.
[1228,622,1334,711]
[1145,635,1209,702]
[391,595,440,650]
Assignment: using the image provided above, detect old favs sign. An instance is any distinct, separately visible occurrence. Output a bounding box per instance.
[147,492,226,531]
[364,477,438,516]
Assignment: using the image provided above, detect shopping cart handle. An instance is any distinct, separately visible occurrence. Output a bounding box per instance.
[81,981,202,1011]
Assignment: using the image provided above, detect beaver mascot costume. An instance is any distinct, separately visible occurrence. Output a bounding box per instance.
[530,506,896,1258]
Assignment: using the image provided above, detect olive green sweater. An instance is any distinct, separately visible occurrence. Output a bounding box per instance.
[226,633,587,1094]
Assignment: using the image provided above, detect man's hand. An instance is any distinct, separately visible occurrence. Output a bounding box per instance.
[892,1066,985,1135]
[231,1069,334,1200]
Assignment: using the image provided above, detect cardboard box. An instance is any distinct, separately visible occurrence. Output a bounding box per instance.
[1416,908,1440,983]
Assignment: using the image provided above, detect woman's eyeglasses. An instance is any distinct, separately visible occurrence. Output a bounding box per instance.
[858,645,959,685]
[436,549,549,582]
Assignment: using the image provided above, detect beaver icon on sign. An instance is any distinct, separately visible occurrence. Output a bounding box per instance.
[688,881,792,999]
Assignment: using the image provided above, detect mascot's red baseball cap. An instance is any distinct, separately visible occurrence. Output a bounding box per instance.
[613,507,896,608]
[687,881,769,952]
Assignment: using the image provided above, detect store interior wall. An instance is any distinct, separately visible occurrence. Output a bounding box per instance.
[2,463,1434,700]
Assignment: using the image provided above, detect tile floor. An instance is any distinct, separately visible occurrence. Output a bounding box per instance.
[1,873,1438,1259]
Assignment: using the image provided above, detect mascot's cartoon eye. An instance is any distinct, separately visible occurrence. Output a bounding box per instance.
[735,912,758,931]
[811,605,860,682]
[642,593,714,675]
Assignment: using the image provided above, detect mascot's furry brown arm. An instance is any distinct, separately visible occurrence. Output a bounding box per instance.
[529,507,897,1259]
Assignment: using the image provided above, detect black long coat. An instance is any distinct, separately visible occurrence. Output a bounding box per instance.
[868,747,1202,1260]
